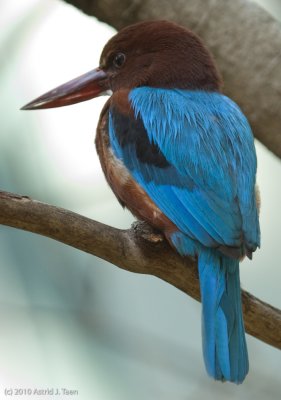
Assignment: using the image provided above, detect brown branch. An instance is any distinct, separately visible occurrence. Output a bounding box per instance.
[1,190,280,350]
[64,0,281,159]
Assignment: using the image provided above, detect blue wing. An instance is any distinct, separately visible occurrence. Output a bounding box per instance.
[109,88,260,256]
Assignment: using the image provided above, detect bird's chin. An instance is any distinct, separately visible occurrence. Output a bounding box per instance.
[104,89,113,96]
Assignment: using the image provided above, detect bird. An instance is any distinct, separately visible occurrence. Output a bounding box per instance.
[22,20,260,383]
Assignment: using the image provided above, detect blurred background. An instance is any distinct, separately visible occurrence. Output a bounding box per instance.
[0,0,281,398]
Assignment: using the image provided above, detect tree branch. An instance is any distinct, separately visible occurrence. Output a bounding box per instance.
[64,0,281,159]
[1,190,280,350]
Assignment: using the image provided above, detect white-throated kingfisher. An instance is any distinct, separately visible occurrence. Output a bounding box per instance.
[22,20,260,383]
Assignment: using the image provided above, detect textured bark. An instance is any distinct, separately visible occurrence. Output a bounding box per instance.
[64,0,281,159]
[1,190,280,350]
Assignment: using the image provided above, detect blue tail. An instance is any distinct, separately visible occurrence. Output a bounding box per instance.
[198,249,248,383]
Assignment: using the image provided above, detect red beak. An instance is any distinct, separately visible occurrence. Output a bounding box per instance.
[21,68,109,110]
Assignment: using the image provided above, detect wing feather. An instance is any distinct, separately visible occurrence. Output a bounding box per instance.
[109,88,260,254]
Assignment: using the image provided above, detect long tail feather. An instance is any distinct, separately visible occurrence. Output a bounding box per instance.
[198,249,249,383]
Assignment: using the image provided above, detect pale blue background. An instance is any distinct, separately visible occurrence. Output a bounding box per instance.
[1,1,280,398]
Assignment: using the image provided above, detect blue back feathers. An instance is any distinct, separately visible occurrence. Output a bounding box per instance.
[108,87,260,383]
[110,88,260,253]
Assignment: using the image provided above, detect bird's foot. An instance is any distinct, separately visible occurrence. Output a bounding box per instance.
[131,221,164,243]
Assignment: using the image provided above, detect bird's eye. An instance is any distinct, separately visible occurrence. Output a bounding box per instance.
[113,53,126,68]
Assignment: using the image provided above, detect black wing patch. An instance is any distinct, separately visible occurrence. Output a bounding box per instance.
[110,107,170,168]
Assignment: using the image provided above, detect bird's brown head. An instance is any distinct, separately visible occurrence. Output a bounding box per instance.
[21,20,222,110]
